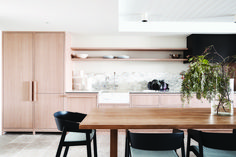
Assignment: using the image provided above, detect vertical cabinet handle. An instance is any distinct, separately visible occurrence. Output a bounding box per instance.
[29,81,33,101]
[32,81,38,101]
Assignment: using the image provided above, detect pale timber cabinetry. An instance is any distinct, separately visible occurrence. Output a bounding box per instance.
[34,33,65,93]
[65,93,98,114]
[3,32,65,133]
[130,93,211,108]
[3,32,34,131]
[158,94,183,108]
[130,94,159,107]
[98,103,130,108]
[35,94,64,131]
[34,33,65,131]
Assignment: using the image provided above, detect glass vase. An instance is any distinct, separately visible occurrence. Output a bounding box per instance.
[211,79,234,116]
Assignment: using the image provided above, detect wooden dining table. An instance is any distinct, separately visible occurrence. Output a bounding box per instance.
[79,108,236,157]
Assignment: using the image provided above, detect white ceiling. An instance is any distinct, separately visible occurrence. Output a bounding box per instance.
[0,0,118,35]
[0,0,236,36]
[119,0,236,22]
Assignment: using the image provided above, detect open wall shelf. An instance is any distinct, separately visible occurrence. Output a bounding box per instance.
[72,58,188,62]
[71,47,188,62]
[71,47,188,51]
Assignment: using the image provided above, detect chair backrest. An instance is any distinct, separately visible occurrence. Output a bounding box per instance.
[128,130,184,151]
[201,131,236,150]
[54,111,87,132]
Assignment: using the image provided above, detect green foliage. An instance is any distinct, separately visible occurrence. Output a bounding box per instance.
[181,45,234,114]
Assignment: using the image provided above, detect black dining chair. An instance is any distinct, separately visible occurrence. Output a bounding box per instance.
[125,129,185,157]
[54,111,97,157]
[186,129,236,157]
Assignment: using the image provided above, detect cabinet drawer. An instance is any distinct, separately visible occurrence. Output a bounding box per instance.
[130,94,159,107]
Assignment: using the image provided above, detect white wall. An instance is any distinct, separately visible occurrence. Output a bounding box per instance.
[71,35,186,48]
[71,35,188,73]
[0,31,2,135]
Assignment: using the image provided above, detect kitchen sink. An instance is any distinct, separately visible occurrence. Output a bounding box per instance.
[142,90,161,92]
[100,90,129,93]
[98,90,129,104]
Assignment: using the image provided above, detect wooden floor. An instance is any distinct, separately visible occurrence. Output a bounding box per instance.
[0,130,198,157]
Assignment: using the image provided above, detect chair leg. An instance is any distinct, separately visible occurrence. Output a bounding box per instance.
[125,129,131,157]
[86,132,92,157]
[93,131,98,157]
[181,140,185,157]
[186,134,191,157]
[125,130,129,157]
[63,146,69,157]
[56,129,67,157]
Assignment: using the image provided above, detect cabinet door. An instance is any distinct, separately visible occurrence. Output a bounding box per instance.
[189,95,211,108]
[3,32,33,129]
[34,32,64,94]
[130,94,159,107]
[34,94,64,130]
[189,96,211,108]
[234,94,236,107]
[159,94,183,108]
[66,94,97,114]
[98,103,130,108]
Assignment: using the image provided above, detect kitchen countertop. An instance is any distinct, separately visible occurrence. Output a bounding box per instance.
[65,90,236,104]
[129,90,181,94]
[66,89,181,94]
[66,90,100,93]
[66,90,236,94]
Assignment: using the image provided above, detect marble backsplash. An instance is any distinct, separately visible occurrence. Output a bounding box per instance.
[72,71,183,92]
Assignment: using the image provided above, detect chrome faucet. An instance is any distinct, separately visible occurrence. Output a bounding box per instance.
[104,76,109,89]
[114,72,118,90]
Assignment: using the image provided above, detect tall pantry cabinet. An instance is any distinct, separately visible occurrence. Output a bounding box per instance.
[3,32,34,131]
[3,32,65,133]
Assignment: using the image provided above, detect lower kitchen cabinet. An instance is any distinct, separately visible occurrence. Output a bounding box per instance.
[34,94,64,131]
[234,95,236,107]
[130,94,159,107]
[98,103,130,108]
[188,97,211,108]
[65,93,98,114]
[158,94,183,108]
[130,93,214,108]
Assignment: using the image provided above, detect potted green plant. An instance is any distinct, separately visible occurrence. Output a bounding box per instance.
[181,45,235,115]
